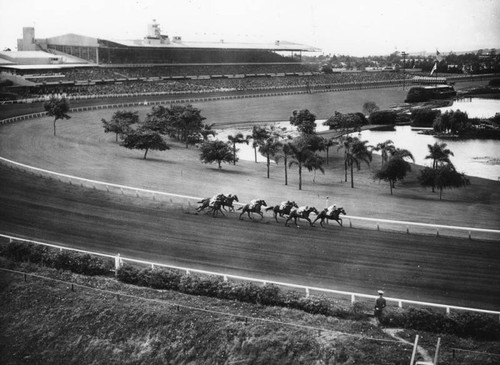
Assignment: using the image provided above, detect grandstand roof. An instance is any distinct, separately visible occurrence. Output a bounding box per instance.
[44,33,320,52]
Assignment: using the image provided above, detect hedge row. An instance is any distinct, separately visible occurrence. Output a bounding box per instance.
[1,241,113,276]
[380,307,500,341]
[116,265,361,319]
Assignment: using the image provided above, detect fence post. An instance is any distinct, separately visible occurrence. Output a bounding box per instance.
[351,294,355,304]
[115,254,121,275]
[305,288,310,298]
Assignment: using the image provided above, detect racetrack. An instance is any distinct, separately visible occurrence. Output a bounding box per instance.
[1,164,500,310]
[1,87,500,312]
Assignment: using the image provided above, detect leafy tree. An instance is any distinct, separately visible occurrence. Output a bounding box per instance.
[176,104,206,148]
[199,140,235,169]
[44,97,71,136]
[228,132,250,165]
[258,136,282,179]
[418,167,438,193]
[290,109,317,135]
[304,154,325,183]
[250,126,270,163]
[324,111,366,133]
[362,101,380,115]
[433,110,470,134]
[121,130,170,159]
[419,165,470,200]
[411,109,441,127]
[102,110,138,142]
[425,142,454,169]
[142,105,172,135]
[374,157,412,194]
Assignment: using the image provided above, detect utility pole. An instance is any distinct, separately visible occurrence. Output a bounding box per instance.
[401,51,407,90]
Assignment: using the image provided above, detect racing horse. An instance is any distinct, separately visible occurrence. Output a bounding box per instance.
[238,200,267,220]
[196,194,239,214]
[285,206,319,227]
[265,201,299,223]
[313,207,347,227]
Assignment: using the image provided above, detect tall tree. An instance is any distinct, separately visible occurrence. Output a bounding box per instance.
[102,110,138,142]
[44,97,71,136]
[287,136,323,190]
[250,126,270,163]
[121,130,170,160]
[258,137,282,178]
[227,132,250,165]
[199,123,217,142]
[374,156,412,195]
[199,140,235,169]
[373,140,395,166]
[339,136,372,188]
[419,165,470,200]
[289,109,317,135]
[425,142,454,169]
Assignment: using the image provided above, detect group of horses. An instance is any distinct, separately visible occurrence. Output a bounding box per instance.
[195,194,347,228]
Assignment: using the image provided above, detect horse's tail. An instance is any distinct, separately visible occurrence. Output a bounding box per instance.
[265,206,275,211]
[237,207,243,211]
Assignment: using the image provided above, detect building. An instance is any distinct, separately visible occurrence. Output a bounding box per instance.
[15,21,320,66]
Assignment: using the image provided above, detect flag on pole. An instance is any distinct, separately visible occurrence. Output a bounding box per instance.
[430,61,438,75]
[435,49,443,62]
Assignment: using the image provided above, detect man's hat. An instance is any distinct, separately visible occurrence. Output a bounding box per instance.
[377,290,384,295]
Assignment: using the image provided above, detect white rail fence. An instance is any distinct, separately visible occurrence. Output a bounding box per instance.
[1,232,499,321]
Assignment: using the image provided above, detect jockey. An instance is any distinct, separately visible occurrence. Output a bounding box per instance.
[209,193,225,207]
[297,205,309,215]
[326,204,337,215]
[279,200,291,210]
[249,199,259,210]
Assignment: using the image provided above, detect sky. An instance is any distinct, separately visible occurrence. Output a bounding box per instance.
[0,0,499,56]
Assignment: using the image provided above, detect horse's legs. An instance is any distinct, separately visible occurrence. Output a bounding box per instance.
[306,217,315,227]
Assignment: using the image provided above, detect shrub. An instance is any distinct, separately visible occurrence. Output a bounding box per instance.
[411,109,441,127]
[1,241,112,275]
[116,265,141,284]
[368,110,398,125]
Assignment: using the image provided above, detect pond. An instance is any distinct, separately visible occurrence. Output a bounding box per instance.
[214,98,500,180]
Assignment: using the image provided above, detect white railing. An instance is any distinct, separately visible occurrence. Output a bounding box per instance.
[1,155,500,241]
[1,232,499,320]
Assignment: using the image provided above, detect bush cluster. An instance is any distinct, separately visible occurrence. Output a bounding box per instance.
[1,241,113,276]
[368,110,398,125]
[380,308,500,341]
[117,265,360,318]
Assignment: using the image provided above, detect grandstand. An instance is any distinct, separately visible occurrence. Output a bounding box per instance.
[13,21,320,66]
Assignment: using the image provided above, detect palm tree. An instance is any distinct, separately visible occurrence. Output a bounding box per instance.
[288,138,311,190]
[391,148,415,163]
[227,133,250,165]
[425,142,454,169]
[373,140,395,166]
[339,136,372,188]
[258,137,282,178]
[250,126,270,163]
[200,123,216,142]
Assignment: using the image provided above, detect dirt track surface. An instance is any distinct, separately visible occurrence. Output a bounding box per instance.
[1,164,500,311]
[1,86,500,312]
